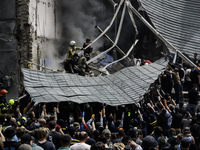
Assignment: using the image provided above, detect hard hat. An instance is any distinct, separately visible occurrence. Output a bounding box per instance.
[70,41,76,46]
[9,99,15,106]
[0,89,8,96]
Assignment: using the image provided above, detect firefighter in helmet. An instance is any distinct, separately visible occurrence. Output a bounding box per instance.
[7,99,17,114]
[66,41,82,62]
[0,89,8,113]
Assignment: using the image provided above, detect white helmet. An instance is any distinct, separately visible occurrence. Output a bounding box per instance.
[70,41,76,46]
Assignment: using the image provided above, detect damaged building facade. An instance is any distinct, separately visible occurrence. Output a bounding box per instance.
[0,0,166,100]
[0,0,61,99]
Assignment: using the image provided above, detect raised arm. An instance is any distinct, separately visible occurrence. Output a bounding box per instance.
[0,125,5,142]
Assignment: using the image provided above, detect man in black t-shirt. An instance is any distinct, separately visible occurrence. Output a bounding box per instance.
[83,39,93,60]
[48,121,62,149]
[186,84,200,113]
[171,107,183,129]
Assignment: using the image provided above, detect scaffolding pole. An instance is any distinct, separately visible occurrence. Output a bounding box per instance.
[95,25,131,62]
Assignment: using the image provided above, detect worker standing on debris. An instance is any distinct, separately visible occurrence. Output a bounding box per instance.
[0,89,8,113]
[66,40,82,62]
[64,53,80,74]
[166,66,182,104]
[78,53,90,76]
[83,39,93,60]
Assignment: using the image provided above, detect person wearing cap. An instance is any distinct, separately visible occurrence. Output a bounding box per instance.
[70,131,91,150]
[142,135,159,150]
[3,127,21,150]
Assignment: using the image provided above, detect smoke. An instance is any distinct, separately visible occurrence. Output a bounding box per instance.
[45,0,150,69]
[58,0,113,55]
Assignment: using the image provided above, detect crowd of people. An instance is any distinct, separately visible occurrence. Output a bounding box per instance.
[0,52,200,150]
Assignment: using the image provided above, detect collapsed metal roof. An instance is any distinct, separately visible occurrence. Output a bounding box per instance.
[139,0,200,57]
[22,57,168,105]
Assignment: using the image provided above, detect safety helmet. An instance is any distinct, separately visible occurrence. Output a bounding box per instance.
[0,89,8,97]
[9,99,15,106]
[70,41,76,46]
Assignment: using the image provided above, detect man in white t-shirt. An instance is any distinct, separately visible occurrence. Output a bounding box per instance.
[70,131,91,150]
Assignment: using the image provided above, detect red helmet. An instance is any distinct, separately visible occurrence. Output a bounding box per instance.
[0,89,8,96]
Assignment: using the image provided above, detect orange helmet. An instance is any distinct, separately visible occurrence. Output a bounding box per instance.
[0,89,8,97]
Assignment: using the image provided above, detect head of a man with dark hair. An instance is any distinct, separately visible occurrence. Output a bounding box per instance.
[118,129,125,138]
[142,135,159,150]
[60,134,71,148]
[48,120,56,130]
[84,129,91,138]
[79,131,88,142]
[91,142,105,150]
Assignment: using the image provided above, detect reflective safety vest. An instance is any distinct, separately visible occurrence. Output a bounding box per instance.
[0,102,8,114]
[66,46,82,61]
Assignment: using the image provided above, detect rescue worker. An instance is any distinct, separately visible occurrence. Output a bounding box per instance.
[83,39,93,60]
[78,53,90,76]
[0,89,8,113]
[7,99,16,114]
[64,53,80,74]
[66,40,82,62]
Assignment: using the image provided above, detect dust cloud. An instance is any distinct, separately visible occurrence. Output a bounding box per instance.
[58,0,113,54]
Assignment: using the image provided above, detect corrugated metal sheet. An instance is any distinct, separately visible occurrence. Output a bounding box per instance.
[22,57,168,105]
[139,0,200,57]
